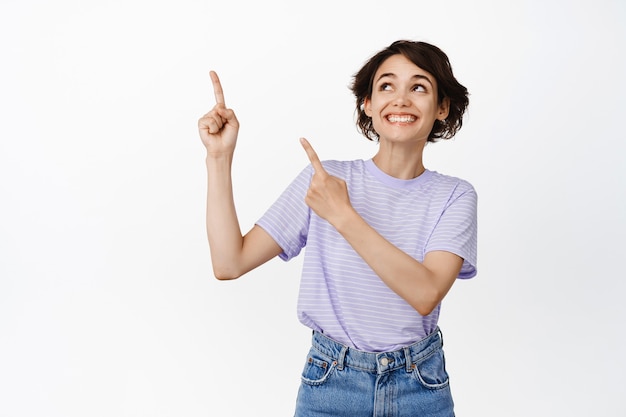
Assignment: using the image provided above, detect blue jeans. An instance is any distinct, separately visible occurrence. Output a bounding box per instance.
[294,328,455,417]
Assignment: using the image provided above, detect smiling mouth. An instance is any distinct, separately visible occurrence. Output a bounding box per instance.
[386,115,416,123]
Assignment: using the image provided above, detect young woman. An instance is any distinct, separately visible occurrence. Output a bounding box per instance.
[198,40,477,417]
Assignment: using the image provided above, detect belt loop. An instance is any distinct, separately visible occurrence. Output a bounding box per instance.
[437,327,444,347]
[404,347,413,372]
[337,345,348,370]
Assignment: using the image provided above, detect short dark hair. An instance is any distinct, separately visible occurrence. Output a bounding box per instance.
[351,40,469,142]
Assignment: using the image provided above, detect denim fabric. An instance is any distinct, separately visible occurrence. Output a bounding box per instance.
[294,328,454,417]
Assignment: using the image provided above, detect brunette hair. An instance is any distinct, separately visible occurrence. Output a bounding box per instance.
[351,40,469,142]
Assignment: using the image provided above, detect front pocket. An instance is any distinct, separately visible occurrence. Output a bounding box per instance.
[412,349,450,390]
[300,349,336,386]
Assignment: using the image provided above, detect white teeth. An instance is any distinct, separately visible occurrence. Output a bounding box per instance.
[387,115,416,123]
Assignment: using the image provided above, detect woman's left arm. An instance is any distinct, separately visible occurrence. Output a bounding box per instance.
[331,212,462,317]
[300,138,463,316]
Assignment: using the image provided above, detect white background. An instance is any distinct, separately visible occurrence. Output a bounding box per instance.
[1,0,625,416]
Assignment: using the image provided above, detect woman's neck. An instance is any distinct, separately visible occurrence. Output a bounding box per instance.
[372,140,426,179]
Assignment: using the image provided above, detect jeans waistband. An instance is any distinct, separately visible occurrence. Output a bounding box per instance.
[310,329,443,374]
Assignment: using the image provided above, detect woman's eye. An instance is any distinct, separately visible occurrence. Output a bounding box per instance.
[413,84,426,92]
[380,83,392,91]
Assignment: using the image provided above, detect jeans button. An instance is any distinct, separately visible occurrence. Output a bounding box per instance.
[380,357,389,366]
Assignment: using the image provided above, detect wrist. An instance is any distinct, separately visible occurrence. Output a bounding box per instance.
[205,153,233,174]
[206,151,233,163]
[331,206,361,235]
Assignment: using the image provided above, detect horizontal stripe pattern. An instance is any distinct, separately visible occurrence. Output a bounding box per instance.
[256,159,477,352]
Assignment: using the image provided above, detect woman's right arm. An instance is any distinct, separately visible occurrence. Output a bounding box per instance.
[198,71,282,280]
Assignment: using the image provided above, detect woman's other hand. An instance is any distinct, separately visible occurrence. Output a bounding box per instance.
[198,71,240,157]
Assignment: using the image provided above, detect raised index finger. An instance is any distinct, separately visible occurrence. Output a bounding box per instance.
[300,137,327,175]
[209,70,226,105]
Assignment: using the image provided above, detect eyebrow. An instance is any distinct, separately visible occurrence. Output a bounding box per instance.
[376,72,434,86]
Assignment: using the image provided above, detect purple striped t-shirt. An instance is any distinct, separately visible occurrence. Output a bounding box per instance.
[256,159,477,352]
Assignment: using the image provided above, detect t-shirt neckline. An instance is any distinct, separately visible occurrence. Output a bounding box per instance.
[364,159,433,189]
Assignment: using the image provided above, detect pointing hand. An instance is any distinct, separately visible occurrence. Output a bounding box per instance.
[300,138,352,223]
[198,71,240,156]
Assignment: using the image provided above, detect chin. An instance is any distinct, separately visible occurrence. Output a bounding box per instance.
[379,132,427,144]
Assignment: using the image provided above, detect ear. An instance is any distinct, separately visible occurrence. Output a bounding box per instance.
[438,97,450,120]
[363,98,372,117]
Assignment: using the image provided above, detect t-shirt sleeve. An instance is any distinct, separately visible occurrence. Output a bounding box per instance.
[255,165,313,261]
[425,185,478,279]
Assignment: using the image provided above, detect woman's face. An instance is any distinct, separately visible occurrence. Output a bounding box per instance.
[364,54,449,145]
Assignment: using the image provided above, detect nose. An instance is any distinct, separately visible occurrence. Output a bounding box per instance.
[393,89,411,106]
